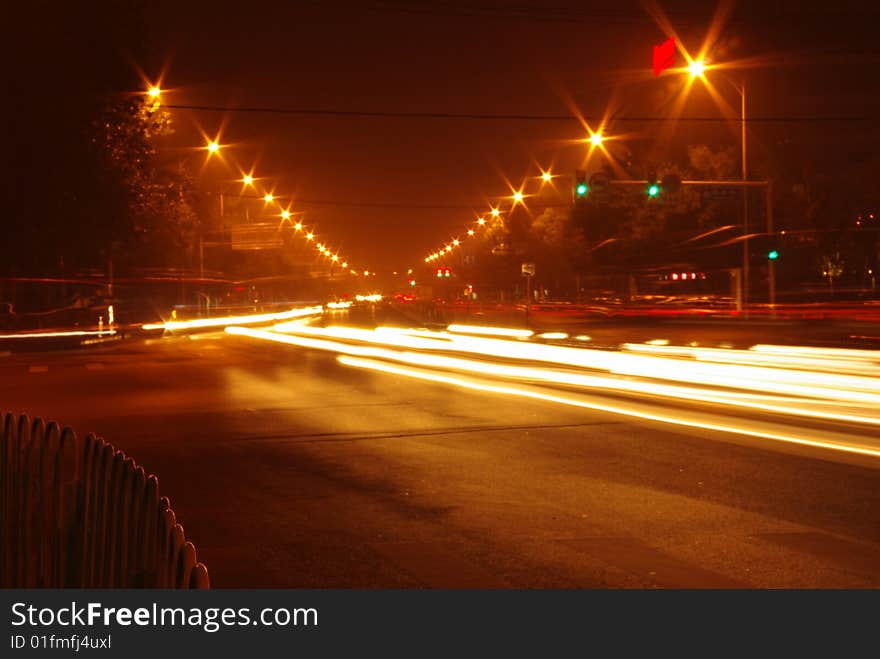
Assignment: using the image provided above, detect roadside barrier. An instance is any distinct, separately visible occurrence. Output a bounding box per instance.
[0,412,209,588]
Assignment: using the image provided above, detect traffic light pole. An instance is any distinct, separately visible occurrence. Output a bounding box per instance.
[607,179,775,317]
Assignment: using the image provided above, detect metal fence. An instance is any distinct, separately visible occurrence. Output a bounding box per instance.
[1,412,209,588]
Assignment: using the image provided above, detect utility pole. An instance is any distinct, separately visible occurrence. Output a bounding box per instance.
[767,180,775,317]
[740,79,749,318]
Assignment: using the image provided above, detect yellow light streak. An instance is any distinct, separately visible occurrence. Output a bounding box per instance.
[337,356,880,460]
[537,332,569,340]
[0,329,116,340]
[447,324,533,338]
[142,306,322,332]
[234,324,880,437]
[364,327,880,405]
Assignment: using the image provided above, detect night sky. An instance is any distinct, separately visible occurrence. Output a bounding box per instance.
[7,0,880,273]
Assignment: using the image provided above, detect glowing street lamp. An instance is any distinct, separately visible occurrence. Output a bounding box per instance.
[147,86,161,99]
[242,174,254,186]
[589,132,604,146]
[263,193,274,203]
[541,171,552,183]
[294,222,302,231]
[306,232,314,241]
[490,208,500,217]
[467,229,475,236]
[688,59,706,78]
[206,141,220,154]
[280,210,291,220]
[477,217,486,226]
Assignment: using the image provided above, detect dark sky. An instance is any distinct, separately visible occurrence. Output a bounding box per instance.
[8,0,880,273]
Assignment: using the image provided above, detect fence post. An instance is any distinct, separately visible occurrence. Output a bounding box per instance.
[1,412,209,589]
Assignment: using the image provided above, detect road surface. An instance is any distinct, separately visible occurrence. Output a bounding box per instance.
[2,318,879,588]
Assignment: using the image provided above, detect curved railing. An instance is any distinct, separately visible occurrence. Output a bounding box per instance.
[0,412,209,588]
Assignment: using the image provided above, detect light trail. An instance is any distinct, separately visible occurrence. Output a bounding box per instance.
[381,327,880,404]
[447,324,533,338]
[337,356,880,460]
[230,325,880,431]
[272,324,880,406]
[0,329,117,340]
[142,305,323,332]
[622,343,880,377]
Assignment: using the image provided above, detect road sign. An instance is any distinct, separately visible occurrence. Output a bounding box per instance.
[231,224,283,250]
[521,262,535,276]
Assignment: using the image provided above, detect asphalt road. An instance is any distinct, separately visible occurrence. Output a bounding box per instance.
[2,329,879,588]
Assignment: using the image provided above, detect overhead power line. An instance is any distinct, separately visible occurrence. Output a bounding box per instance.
[165,104,879,124]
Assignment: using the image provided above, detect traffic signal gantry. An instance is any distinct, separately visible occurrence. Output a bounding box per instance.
[572,173,776,312]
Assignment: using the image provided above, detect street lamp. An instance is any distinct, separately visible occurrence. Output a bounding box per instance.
[689,59,751,312]
[687,60,705,78]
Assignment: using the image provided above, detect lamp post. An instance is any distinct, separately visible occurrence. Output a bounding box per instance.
[689,62,751,313]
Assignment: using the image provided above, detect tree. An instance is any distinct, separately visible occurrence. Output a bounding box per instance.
[92,97,202,269]
[818,251,844,293]
[574,145,747,272]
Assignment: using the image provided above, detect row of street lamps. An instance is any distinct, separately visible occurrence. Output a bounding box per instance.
[423,52,758,308]
[147,85,376,280]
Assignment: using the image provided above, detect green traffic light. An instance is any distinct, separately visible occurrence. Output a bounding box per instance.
[768,250,779,260]
[576,183,588,196]
[647,184,660,197]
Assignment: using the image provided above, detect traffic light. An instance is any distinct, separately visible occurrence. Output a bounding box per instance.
[436,268,451,278]
[574,170,588,198]
[646,172,660,197]
[767,249,779,260]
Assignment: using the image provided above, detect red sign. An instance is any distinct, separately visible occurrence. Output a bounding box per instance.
[652,37,675,76]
